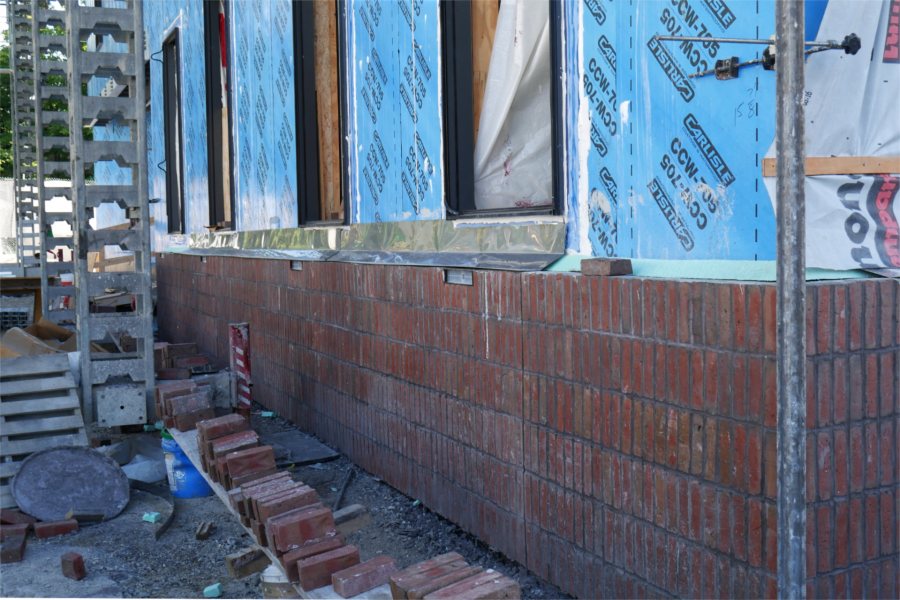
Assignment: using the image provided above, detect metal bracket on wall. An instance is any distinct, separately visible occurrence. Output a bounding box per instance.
[651,33,861,80]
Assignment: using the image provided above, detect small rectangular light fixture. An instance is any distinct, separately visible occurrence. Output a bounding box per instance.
[443,268,473,286]
[289,260,303,271]
[200,256,208,263]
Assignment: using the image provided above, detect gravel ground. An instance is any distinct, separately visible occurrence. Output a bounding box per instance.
[1,490,262,598]
[1,410,568,599]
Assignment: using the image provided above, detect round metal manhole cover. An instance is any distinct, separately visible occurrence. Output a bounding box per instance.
[11,446,130,522]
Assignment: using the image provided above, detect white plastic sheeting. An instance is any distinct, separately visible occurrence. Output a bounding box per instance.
[473,0,553,210]
[765,0,900,271]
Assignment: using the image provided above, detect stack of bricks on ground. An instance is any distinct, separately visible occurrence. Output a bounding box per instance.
[154,341,214,381]
[0,508,81,564]
[156,378,217,431]
[195,413,520,598]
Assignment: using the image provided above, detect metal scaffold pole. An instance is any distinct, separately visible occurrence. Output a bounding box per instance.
[775,0,807,598]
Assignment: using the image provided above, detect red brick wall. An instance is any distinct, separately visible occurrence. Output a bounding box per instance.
[156,253,898,599]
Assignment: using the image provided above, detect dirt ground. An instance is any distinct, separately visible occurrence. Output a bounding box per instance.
[0,411,567,599]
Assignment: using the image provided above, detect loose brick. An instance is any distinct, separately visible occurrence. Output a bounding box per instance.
[225,546,270,579]
[297,544,360,591]
[211,430,259,459]
[34,519,78,539]
[245,480,299,519]
[390,553,466,598]
[0,523,29,541]
[168,391,213,416]
[0,508,36,526]
[174,408,216,432]
[61,551,86,580]
[407,565,483,599]
[332,555,398,598]
[196,413,249,445]
[422,570,520,600]
[196,521,215,540]
[153,342,169,369]
[267,504,335,553]
[173,355,211,369]
[0,530,26,563]
[224,446,276,488]
[580,258,633,277]
[250,519,268,547]
[279,536,345,582]
[256,485,319,523]
[232,468,279,488]
[156,367,191,380]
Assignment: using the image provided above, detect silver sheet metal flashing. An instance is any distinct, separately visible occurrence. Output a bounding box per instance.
[165,220,565,271]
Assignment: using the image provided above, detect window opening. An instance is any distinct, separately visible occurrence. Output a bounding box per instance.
[162,31,185,233]
[441,0,562,216]
[204,0,234,230]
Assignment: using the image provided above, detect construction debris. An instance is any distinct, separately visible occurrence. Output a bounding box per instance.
[225,546,271,579]
[333,504,371,537]
[33,520,79,539]
[203,582,223,598]
[60,552,86,581]
[142,512,161,524]
[10,447,128,521]
[0,527,27,563]
[195,521,215,540]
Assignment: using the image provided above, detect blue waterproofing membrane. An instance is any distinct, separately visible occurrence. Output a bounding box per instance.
[348,0,444,223]
[134,0,830,259]
[546,254,871,281]
[144,0,210,248]
[229,0,298,231]
[566,0,828,260]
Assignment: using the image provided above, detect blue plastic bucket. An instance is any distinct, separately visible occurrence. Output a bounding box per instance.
[161,436,213,498]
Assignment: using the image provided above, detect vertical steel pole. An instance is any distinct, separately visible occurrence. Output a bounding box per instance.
[775,0,807,598]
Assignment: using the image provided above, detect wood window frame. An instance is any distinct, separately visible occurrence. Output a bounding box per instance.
[203,0,235,229]
[439,0,565,218]
[162,30,185,233]
[292,0,349,226]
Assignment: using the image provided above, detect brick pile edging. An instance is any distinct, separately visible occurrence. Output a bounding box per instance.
[189,413,521,599]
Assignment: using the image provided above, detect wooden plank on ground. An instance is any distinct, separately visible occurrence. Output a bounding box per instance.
[0,373,75,397]
[761,155,900,177]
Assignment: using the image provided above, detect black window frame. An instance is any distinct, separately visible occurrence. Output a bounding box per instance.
[162,29,185,234]
[203,0,235,229]
[439,0,564,218]
[292,0,349,226]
